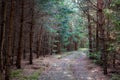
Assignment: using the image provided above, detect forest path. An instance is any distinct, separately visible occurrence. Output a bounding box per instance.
[39,51,109,80]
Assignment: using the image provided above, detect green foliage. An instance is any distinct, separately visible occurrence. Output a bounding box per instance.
[104,9,113,18]
[107,43,116,52]
[110,0,120,30]
[112,0,120,5]
[110,74,120,80]
[10,69,23,78]
[88,52,100,59]
[22,72,40,80]
[88,52,102,65]
[36,0,87,52]
[10,69,42,80]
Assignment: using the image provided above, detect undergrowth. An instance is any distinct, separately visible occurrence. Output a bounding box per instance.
[10,69,42,80]
[110,74,120,80]
[88,51,103,65]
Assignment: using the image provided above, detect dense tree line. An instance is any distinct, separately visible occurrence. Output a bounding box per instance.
[0,0,85,80]
[74,0,120,75]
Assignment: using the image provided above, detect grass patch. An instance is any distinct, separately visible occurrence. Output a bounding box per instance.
[110,74,120,80]
[88,52,103,65]
[11,68,43,80]
[22,71,41,80]
[78,48,88,51]
[10,69,23,78]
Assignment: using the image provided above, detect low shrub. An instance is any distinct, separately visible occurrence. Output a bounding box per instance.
[88,52,103,65]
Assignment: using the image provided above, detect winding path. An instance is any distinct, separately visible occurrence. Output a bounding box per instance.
[39,51,109,80]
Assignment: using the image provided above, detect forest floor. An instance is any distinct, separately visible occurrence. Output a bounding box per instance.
[11,50,110,80]
[38,51,109,80]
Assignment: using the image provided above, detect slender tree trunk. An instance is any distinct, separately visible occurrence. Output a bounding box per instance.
[36,26,43,58]
[57,33,61,54]
[23,37,26,59]
[29,18,33,64]
[57,30,61,53]
[96,11,99,52]
[74,41,78,50]
[5,0,14,79]
[97,0,108,74]
[0,1,7,79]
[87,7,92,53]
[29,0,34,64]
[113,52,116,68]
[11,30,16,65]
[29,28,33,64]
[0,1,8,79]
[16,0,24,69]
[36,36,39,58]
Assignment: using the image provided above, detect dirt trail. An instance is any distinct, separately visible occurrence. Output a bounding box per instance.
[39,51,109,80]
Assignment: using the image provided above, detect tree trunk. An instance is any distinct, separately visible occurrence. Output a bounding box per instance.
[97,0,108,74]
[0,0,7,79]
[96,11,99,52]
[87,6,92,53]
[74,41,78,50]
[36,37,39,58]
[16,0,24,69]
[23,37,26,59]
[113,52,116,68]
[29,0,34,64]
[29,17,33,64]
[5,0,14,79]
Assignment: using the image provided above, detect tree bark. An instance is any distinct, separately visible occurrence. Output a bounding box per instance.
[97,0,108,74]
[16,0,24,69]
[87,4,93,53]
[29,15,33,64]
[5,0,14,79]
[29,0,34,64]
[96,11,99,52]
[0,1,7,79]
